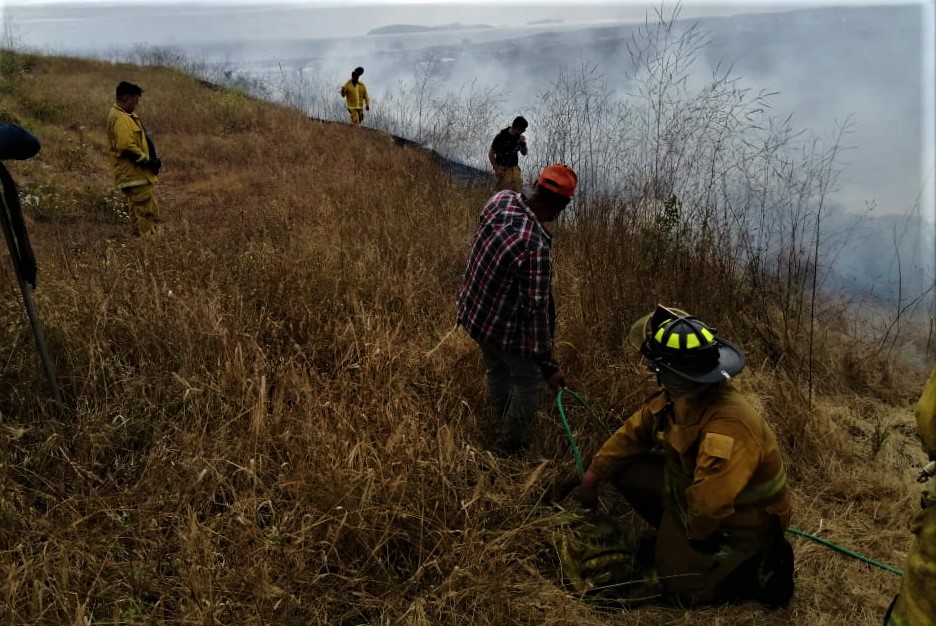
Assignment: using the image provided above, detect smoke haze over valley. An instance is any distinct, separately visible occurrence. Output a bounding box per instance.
[3,0,934,302]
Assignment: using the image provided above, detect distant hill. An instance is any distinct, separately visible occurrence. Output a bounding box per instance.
[367,22,493,36]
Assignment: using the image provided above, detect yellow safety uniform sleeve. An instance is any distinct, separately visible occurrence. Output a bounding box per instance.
[587,399,659,480]
[887,364,936,626]
[915,363,936,458]
[684,423,760,540]
[889,495,936,626]
[107,105,156,189]
[360,83,369,106]
[112,114,147,163]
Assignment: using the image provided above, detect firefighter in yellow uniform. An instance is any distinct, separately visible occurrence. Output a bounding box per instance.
[885,364,936,625]
[340,67,370,127]
[107,81,160,237]
[577,305,794,607]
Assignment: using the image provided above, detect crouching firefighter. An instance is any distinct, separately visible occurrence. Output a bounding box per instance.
[576,305,795,607]
[884,363,936,626]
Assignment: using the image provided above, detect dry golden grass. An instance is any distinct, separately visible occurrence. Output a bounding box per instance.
[0,51,931,625]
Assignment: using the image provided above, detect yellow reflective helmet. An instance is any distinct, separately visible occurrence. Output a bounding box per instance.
[628,305,690,350]
[636,305,746,384]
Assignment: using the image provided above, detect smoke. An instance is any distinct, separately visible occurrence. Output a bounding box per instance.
[4,0,933,303]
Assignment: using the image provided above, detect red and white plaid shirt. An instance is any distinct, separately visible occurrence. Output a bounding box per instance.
[457,190,559,376]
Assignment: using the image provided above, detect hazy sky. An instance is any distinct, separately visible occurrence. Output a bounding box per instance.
[2,1,933,216]
[3,1,932,214]
[1,0,933,295]
[1,0,921,4]
[2,0,923,16]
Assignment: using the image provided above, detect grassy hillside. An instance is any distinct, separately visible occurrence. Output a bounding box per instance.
[0,50,931,625]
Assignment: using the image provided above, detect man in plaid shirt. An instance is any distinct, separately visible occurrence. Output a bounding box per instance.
[457,163,578,455]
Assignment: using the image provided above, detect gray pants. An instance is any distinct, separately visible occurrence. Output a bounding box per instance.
[479,342,546,451]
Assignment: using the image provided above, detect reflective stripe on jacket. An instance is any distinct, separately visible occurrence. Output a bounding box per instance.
[107,104,156,190]
[589,384,791,541]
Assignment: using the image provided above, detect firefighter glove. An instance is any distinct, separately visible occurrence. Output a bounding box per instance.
[147,157,162,175]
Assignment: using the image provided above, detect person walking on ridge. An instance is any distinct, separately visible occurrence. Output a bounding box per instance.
[488,116,528,192]
[576,305,795,608]
[107,81,161,237]
[884,363,936,626]
[340,67,370,127]
[457,163,578,456]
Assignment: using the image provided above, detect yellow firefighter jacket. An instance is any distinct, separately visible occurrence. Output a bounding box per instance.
[917,365,936,457]
[887,364,936,626]
[107,104,157,190]
[590,384,790,541]
[340,80,369,111]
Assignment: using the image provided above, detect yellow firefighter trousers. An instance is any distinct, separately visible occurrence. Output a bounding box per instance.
[613,453,789,606]
[123,183,159,237]
[495,166,523,193]
[887,487,936,626]
[348,108,364,126]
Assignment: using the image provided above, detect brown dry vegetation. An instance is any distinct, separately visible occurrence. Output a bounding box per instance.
[0,50,931,625]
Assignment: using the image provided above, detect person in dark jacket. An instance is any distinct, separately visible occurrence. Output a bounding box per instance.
[488,116,528,192]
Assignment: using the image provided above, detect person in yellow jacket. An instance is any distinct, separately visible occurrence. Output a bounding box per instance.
[107,81,160,236]
[885,363,936,625]
[340,67,370,127]
[577,305,794,607]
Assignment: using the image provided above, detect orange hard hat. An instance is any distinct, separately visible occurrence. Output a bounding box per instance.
[537,163,578,197]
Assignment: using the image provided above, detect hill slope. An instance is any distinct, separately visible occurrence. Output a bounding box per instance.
[0,51,930,625]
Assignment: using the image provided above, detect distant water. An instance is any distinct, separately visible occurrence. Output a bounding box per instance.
[3,1,934,299]
[3,2,663,59]
[5,2,930,210]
